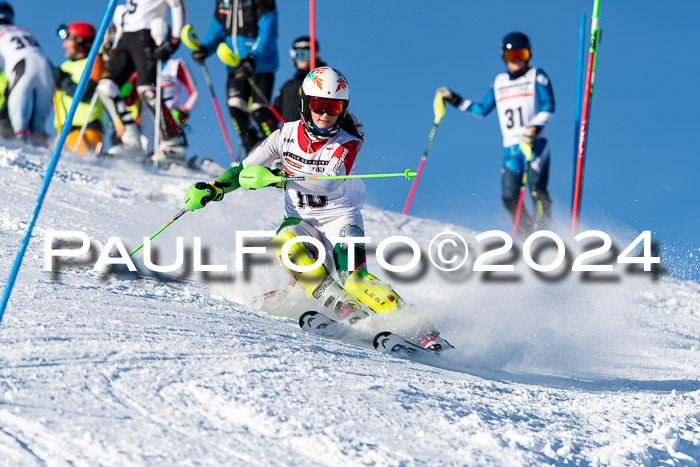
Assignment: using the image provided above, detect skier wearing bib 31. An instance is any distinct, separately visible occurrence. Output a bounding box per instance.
[439,32,555,233]
[184,67,451,351]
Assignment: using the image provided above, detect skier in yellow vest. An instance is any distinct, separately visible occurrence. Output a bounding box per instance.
[53,22,105,155]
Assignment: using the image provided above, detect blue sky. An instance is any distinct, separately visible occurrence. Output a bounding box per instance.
[15,0,700,279]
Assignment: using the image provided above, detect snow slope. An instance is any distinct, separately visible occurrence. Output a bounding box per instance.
[0,143,699,465]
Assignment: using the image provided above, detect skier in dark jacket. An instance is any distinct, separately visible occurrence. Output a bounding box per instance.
[273,36,325,123]
[192,0,279,157]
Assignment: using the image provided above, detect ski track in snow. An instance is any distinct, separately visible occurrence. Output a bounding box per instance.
[0,143,699,465]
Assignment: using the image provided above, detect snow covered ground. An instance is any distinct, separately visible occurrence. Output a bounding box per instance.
[0,143,699,465]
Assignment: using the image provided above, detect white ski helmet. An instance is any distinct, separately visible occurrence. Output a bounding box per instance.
[300,66,350,137]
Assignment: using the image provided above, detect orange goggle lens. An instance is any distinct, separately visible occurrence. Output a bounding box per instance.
[308,97,344,116]
[503,48,530,63]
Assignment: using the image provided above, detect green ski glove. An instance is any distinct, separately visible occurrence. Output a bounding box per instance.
[184,182,225,211]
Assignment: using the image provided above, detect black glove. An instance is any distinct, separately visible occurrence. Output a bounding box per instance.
[153,38,180,62]
[437,87,463,107]
[184,181,226,211]
[234,54,255,79]
[191,45,209,65]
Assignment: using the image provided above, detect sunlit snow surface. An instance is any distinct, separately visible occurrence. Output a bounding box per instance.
[0,143,698,465]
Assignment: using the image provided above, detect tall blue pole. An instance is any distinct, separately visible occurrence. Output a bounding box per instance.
[0,0,120,324]
[571,12,586,209]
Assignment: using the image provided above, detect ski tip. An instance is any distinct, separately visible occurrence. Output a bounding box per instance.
[298,310,320,328]
[372,331,394,351]
[373,331,445,357]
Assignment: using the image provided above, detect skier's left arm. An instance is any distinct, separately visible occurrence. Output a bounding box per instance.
[250,0,278,63]
[528,69,555,129]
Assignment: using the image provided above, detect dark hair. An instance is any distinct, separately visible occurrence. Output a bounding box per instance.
[341,113,364,141]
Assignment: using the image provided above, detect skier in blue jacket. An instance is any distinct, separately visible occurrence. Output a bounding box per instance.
[439,32,555,233]
[192,0,279,157]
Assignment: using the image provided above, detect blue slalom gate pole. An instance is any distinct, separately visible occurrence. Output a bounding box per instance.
[571,12,586,210]
[0,0,120,325]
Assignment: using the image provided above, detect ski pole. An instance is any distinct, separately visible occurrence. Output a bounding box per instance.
[239,165,416,191]
[72,91,100,153]
[150,18,167,165]
[511,153,532,240]
[0,0,120,324]
[216,43,286,125]
[129,208,187,256]
[402,91,446,215]
[571,0,602,240]
[180,25,237,164]
[309,0,316,70]
[571,12,586,212]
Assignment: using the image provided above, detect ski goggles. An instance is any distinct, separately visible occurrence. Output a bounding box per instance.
[308,97,344,116]
[502,48,530,63]
[290,48,311,62]
[56,24,86,44]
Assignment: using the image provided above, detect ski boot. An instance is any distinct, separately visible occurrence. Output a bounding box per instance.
[152,138,187,168]
[419,331,454,352]
[343,270,406,314]
[273,231,368,323]
[0,119,13,139]
[30,132,49,148]
[14,130,29,144]
[311,274,367,323]
[107,123,145,160]
[344,270,454,350]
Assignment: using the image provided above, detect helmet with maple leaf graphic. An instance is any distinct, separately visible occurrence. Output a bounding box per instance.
[300,66,350,137]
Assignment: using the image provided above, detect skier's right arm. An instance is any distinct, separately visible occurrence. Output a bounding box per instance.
[437,86,495,117]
